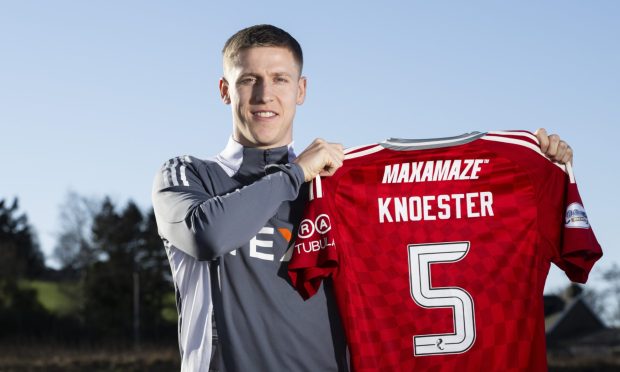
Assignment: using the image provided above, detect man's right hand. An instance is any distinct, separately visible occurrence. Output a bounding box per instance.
[294,138,344,182]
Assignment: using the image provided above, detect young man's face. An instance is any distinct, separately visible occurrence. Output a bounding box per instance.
[220,46,306,149]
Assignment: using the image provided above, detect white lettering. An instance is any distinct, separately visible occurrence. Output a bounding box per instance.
[447,160,462,181]
[409,162,424,183]
[460,160,474,180]
[471,159,484,179]
[437,194,450,219]
[466,192,480,217]
[315,214,332,234]
[294,238,336,254]
[395,197,408,222]
[250,227,274,261]
[310,240,321,252]
[433,160,450,182]
[420,162,434,182]
[480,191,494,216]
[298,220,314,238]
[397,163,410,183]
[452,193,464,218]
[381,159,490,184]
[383,164,399,183]
[409,196,422,221]
[379,198,393,223]
[378,192,495,223]
[423,195,436,221]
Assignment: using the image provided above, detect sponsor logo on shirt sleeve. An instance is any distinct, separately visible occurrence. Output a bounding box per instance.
[295,214,336,254]
[565,202,590,229]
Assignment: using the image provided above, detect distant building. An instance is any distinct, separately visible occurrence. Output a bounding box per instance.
[545,284,620,371]
[545,284,607,345]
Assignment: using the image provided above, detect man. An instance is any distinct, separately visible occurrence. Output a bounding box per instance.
[152,24,574,372]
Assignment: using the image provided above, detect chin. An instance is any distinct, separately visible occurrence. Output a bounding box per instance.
[253,133,285,147]
[256,139,281,148]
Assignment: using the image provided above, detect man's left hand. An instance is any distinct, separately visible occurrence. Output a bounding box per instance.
[534,128,573,165]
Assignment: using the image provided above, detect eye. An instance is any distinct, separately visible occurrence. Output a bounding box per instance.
[274,76,289,83]
[239,77,256,85]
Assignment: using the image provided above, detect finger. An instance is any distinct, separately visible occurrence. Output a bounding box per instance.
[329,143,344,156]
[333,149,345,164]
[301,165,316,182]
[325,145,344,166]
[561,147,573,165]
[560,152,572,165]
[321,159,343,177]
[535,128,550,153]
[545,134,561,157]
[328,158,343,172]
[554,141,569,162]
[320,168,338,177]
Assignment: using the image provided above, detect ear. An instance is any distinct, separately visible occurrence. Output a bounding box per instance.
[219,78,231,104]
[296,76,307,105]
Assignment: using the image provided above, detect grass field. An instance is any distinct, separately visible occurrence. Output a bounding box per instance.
[4,280,182,371]
[18,279,81,315]
[18,279,178,322]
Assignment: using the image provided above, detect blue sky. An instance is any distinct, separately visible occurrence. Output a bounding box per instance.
[1,1,618,293]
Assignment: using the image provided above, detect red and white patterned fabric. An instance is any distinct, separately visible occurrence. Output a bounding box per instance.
[289,131,602,372]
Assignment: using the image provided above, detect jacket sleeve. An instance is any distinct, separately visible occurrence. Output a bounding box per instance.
[152,156,305,261]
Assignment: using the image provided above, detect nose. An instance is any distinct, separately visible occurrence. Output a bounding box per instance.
[252,81,274,103]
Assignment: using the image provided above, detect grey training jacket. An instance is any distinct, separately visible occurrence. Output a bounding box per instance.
[152,137,347,372]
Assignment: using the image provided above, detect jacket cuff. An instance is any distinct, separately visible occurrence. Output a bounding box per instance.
[265,163,305,192]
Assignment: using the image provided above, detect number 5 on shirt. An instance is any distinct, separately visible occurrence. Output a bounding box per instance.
[408,242,476,356]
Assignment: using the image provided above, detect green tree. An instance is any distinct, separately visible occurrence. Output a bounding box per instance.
[83,198,138,340]
[0,198,45,279]
[137,209,174,339]
[82,198,173,342]
[0,197,48,336]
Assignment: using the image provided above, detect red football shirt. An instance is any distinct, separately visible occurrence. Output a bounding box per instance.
[288,131,602,372]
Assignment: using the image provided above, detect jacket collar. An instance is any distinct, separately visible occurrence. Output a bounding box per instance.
[215,136,296,177]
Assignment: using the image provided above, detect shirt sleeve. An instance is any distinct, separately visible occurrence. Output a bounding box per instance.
[152,156,306,261]
[538,162,602,283]
[288,176,340,299]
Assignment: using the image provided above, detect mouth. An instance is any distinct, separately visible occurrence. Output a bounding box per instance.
[252,110,278,118]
